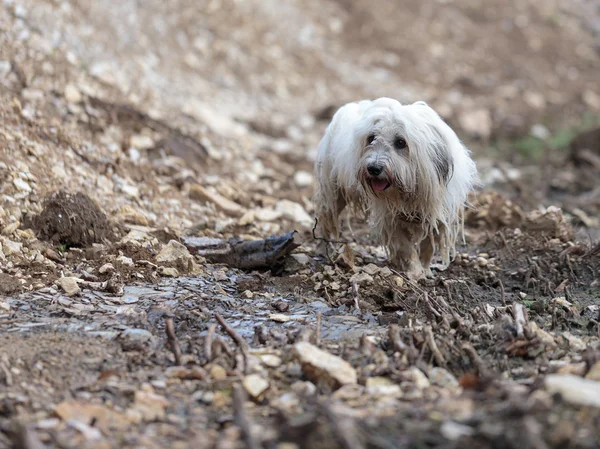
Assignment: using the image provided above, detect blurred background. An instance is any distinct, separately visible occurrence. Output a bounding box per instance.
[1,0,600,240]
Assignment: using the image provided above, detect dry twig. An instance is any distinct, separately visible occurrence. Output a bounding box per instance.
[205,323,217,362]
[165,318,183,366]
[352,281,361,312]
[215,313,249,373]
[232,384,260,449]
[315,311,322,347]
[424,326,445,367]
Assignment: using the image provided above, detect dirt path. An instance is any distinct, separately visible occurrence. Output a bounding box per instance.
[1,0,600,448]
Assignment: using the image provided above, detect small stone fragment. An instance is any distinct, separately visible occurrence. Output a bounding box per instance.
[545,374,600,408]
[99,263,115,274]
[242,374,270,399]
[269,313,291,323]
[293,342,357,389]
[57,277,81,297]
[208,364,228,381]
[428,367,459,388]
[189,184,244,217]
[156,240,193,271]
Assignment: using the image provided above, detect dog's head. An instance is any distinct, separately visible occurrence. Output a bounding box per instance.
[353,98,457,202]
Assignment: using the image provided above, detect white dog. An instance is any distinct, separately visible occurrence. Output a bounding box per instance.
[313,98,478,279]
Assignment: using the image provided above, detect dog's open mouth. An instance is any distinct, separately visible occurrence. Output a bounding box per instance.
[370,179,391,191]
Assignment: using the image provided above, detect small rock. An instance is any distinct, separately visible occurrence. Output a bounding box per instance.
[393,276,405,288]
[127,384,169,422]
[156,240,193,271]
[293,342,357,389]
[64,84,82,103]
[476,257,488,267]
[258,354,282,368]
[189,184,244,217]
[428,367,459,388]
[254,207,283,222]
[545,374,600,408]
[270,313,291,323]
[213,270,228,281]
[530,322,556,348]
[117,205,148,226]
[562,332,586,352]
[2,221,19,235]
[116,255,134,267]
[130,134,154,150]
[440,421,475,441]
[99,263,115,274]
[159,267,179,277]
[208,364,228,381]
[403,367,430,389]
[121,328,155,346]
[242,290,254,299]
[1,238,22,256]
[293,171,314,188]
[242,374,270,399]
[362,263,380,275]
[291,254,310,265]
[12,177,31,193]
[349,272,373,285]
[275,200,313,228]
[57,277,81,297]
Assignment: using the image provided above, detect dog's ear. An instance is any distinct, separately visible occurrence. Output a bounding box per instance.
[410,101,455,184]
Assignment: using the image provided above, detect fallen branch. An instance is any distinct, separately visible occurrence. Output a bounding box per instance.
[424,326,446,367]
[165,318,183,366]
[232,384,261,449]
[315,311,322,347]
[183,231,302,270]
[205,323,217,362]
[215,313,249,373]
[462,343,488,377]
[388,324,408,353]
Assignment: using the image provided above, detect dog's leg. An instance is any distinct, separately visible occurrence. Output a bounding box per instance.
[389,228,426,280]
[419,235,434,278]
[315,190,347,258]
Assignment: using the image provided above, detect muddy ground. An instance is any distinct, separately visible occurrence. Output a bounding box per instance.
[1,0,600,448]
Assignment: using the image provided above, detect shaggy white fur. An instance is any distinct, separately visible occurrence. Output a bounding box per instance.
[313,97,479,279]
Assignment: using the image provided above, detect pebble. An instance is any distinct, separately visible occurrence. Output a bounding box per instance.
[258,354,282,368]
[293,342,357,389]
[269,313,291,323]
[99,263,115,274]
[57,277,81,297]
[121,328,155,345]
[545,374,600,408]
[242,374,270,399]
[476,257,488,267]
[159,267,179,277]
[293,171,313,188]
[189,184,244,217]
[64,84,82,103]
[349,272,374,285]
[13,177,32,193]
[428,367,459,388]
[1,238,22,255]
[116,256,134,267]
[275,200,313,228]
[156,240,193,271]
[130,134,155,150]
[403,367,430,390]
[208,364,228,381]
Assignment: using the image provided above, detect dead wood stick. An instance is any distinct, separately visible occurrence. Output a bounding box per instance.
[462,343,488,377]
[512,302,526,338]
[205,323,217,362]
[388,324,408,353]
[232,384,260,449]
[183,231,302,270]
[499,279,506,306]
[165,318,183,366]
[424,326,446,367]
[423,292,442,318]
[315,311,322,347]
[215,313,249,373]
[352,281,361,312]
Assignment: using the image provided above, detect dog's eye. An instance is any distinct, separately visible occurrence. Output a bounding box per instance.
[394,137,407,150]
[366,134,376,145]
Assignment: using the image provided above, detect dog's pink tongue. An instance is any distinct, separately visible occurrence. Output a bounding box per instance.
[371,179,389,191]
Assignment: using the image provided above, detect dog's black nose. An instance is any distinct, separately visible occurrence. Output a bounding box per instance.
[367,164,383,176]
